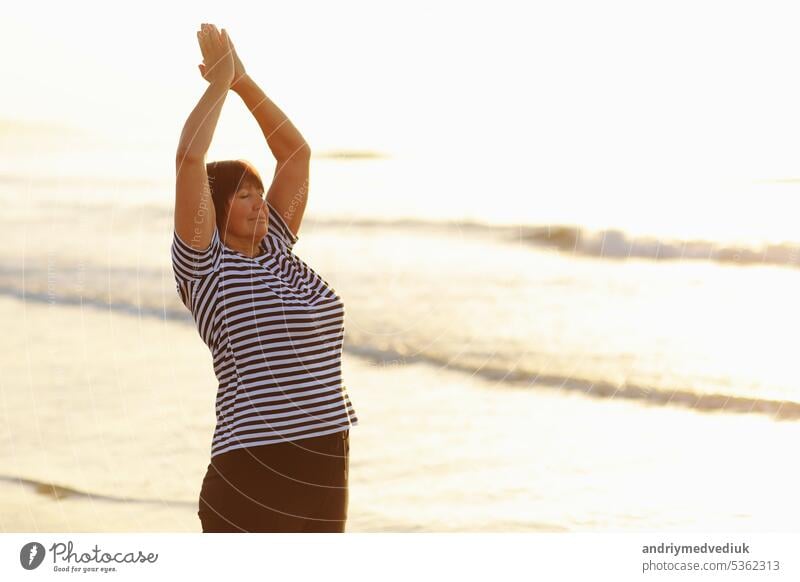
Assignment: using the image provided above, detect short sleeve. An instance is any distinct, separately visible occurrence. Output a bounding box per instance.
[171,225,222,285]
[265,201,299,252]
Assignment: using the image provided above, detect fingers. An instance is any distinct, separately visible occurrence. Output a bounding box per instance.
[197,25,212,61]
[198,23,219,51]
[208,23,223,51]
[197,30,206,60]
[221,30,233,61]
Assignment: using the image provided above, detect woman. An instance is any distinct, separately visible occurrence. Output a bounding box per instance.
[173,23,359,532]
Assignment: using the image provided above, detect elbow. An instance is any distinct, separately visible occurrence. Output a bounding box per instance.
[298,142,312,159]
[175,148,205,165]
[279,142,311,164]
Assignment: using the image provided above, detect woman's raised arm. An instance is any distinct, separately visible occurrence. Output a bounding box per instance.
[225,31,310,237]
[174,24,234,251]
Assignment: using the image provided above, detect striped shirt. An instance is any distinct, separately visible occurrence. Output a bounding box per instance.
[171,201,359,458]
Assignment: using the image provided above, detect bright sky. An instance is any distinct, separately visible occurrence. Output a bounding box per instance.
[5,0,521,157]
[3,0,800,238]
[3,0,800,167]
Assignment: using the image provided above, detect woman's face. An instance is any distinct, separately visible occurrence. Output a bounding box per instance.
[223,181,269,242]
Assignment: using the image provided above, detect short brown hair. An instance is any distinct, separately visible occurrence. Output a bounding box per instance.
[206,160,265,232]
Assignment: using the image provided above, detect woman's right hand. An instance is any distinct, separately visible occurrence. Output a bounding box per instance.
[197,23,234,87]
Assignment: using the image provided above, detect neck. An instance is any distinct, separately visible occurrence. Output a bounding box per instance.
[224,235,262,257]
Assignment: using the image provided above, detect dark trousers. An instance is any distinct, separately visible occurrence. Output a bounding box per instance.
[198,429,349,532]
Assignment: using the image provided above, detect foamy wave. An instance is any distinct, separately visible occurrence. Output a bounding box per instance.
[0,474,191,506]
[519,225,800,268]
[272,214,800,270]
[342,340,800,421]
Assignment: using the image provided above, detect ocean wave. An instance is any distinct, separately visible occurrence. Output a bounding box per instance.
[4,261,799,423]
[341,341,800,421]
[269,216,800,270]
[518,225,800,268]
[8,194,800,270]
[0,474,191,506]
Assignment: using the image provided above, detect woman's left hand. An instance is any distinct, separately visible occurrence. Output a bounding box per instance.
[227,30,248,89]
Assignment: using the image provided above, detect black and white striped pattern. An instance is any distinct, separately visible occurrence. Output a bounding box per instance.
[172,201,359,458]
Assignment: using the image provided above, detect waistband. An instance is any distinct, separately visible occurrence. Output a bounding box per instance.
[211,429,349,469]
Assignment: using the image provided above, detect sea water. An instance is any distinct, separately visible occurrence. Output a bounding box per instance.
[1,144,799,531]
